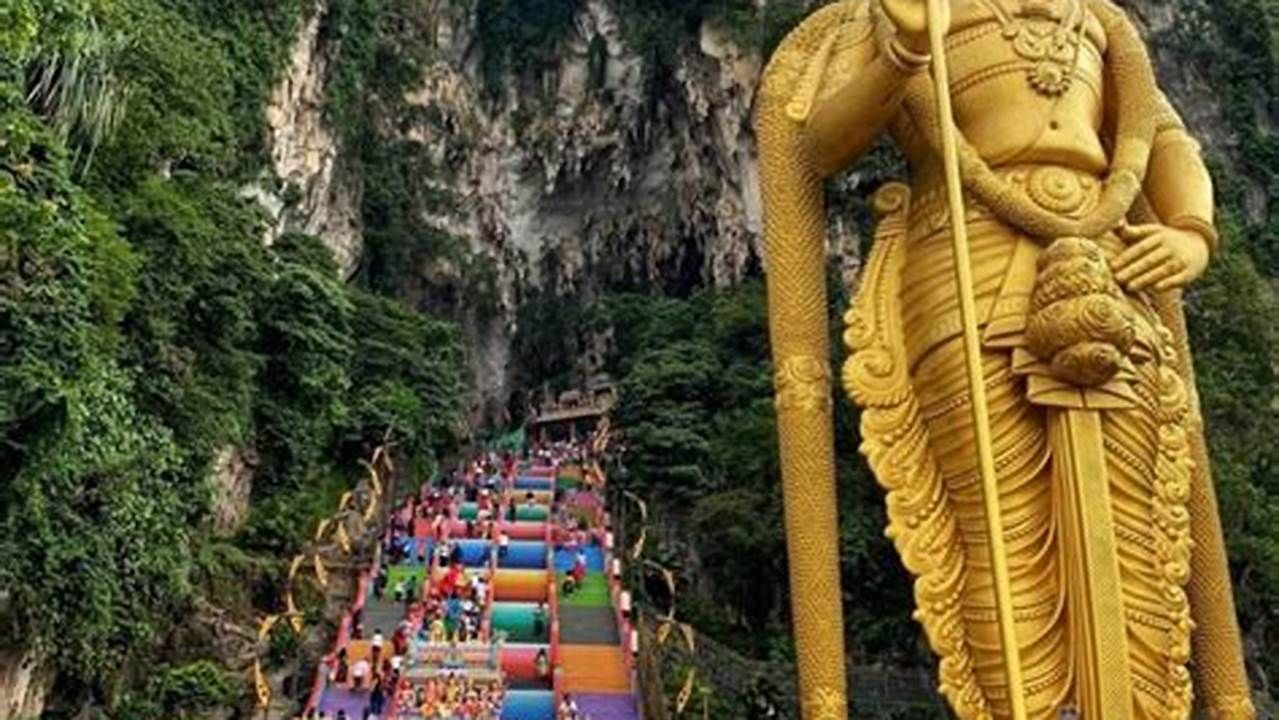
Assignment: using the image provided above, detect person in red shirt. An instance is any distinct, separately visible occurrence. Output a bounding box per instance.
[571,549,588,587]
[392,624,408,657]
[442,562,462,596]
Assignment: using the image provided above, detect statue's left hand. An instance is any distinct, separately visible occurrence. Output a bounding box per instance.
[1111,223,1211,292]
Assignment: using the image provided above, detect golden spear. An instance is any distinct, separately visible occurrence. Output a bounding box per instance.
[924,0,1028,717]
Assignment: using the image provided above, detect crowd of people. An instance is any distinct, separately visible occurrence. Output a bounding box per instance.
[310,439,608,720]
[401,672,505,719]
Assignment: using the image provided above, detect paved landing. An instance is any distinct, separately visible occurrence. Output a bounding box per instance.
[558,606,619,645]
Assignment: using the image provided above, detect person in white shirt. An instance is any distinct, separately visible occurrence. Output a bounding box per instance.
[351,657,370,690]
[558,693,579,719]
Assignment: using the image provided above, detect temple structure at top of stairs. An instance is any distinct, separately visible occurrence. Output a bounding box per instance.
[528,375,617,445]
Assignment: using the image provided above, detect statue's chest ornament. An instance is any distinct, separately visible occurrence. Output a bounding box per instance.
[981,0,1087,96]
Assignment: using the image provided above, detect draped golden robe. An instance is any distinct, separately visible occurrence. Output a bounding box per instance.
[755,1,1256,719]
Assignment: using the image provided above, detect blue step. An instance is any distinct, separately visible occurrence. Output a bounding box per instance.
[501,689,554,720]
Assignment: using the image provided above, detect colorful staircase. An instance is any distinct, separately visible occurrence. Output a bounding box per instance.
[306,455,642,720]
[488,468,556,719]
[549,464,642,720]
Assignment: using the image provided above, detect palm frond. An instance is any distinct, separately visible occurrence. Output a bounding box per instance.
[24,14,130,173]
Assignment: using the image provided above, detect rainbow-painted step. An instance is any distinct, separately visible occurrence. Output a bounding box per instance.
[576,692,642,720]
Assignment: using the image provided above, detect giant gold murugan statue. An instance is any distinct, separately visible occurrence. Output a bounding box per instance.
[756,1,1256,719]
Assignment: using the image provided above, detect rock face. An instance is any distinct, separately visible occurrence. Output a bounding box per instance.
[264,0,363,277]
[402,0,768,295]
[0,647,51,720]
[209,446,258,537]
[261,0,1260,418]
[389,0,790,419]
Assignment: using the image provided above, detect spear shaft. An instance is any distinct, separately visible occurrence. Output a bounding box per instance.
[924,0,1029,717]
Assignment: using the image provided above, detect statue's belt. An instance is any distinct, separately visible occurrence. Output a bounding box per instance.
[907,164,1105,242]
[896,164,1163,409]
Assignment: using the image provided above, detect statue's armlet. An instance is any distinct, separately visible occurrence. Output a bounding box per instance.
[1144,94,1219,252]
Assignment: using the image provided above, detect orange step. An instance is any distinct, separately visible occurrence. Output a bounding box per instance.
[558,644,631,693]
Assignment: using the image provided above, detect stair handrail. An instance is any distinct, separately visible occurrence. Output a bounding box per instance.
[301,448,400,715]
[548,571,560,669]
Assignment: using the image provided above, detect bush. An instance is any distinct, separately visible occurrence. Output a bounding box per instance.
[114,661,238,720]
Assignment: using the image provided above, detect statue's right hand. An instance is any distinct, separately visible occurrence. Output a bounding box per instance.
[880,0,950,54]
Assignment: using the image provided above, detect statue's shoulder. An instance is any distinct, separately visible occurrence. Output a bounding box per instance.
[760,1,874,115]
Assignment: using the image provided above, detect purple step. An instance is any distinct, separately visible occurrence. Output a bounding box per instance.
[319,687,369,717]
[574,692,641,720]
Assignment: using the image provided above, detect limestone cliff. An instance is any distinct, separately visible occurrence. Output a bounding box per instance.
[395,0,790,419]
[0,647,52,720]
[264,0,364,277]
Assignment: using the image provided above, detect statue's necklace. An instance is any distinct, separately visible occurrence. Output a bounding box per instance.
[980,0,1087,96]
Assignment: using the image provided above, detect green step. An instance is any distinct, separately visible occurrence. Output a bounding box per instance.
[461,503,548,522]
[387,565,427,592]
[490,602,550,642]
[557,572,611,609]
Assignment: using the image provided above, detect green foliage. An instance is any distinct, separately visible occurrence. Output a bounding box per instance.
[2,0,113,78]
[606,282,916,662]
[617,340,722,495]
[254,234,354,495]
[166,0,307,162]
[236,467,350,557]
[474,0,581,98]
[91,0,237,184]
[1165,0,1279,273]
[512,282,602,393]
[357,136,467,296]
[23,16,129,171]
[318,0,488,299]
[688,487,785,631]
[1,365,193,682]
[268,623,301,667]
[345,289,465,461]
[1155,0,1279,683]
[0,87,193,680]
[0,0,465,710]
[612,0,824,102]
[114,661,238,720]
[323,0,433,143]
[116,176,271,467]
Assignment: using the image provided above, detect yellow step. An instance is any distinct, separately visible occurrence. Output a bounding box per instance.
[559,644,631,692]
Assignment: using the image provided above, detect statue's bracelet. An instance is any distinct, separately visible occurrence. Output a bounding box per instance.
[1167,215,1220,255]
[883,35,932,73]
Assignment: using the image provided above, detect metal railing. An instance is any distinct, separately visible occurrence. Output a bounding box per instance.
[635,607,950,718]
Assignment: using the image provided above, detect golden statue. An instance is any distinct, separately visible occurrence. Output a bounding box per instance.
[755,1,1256,719]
